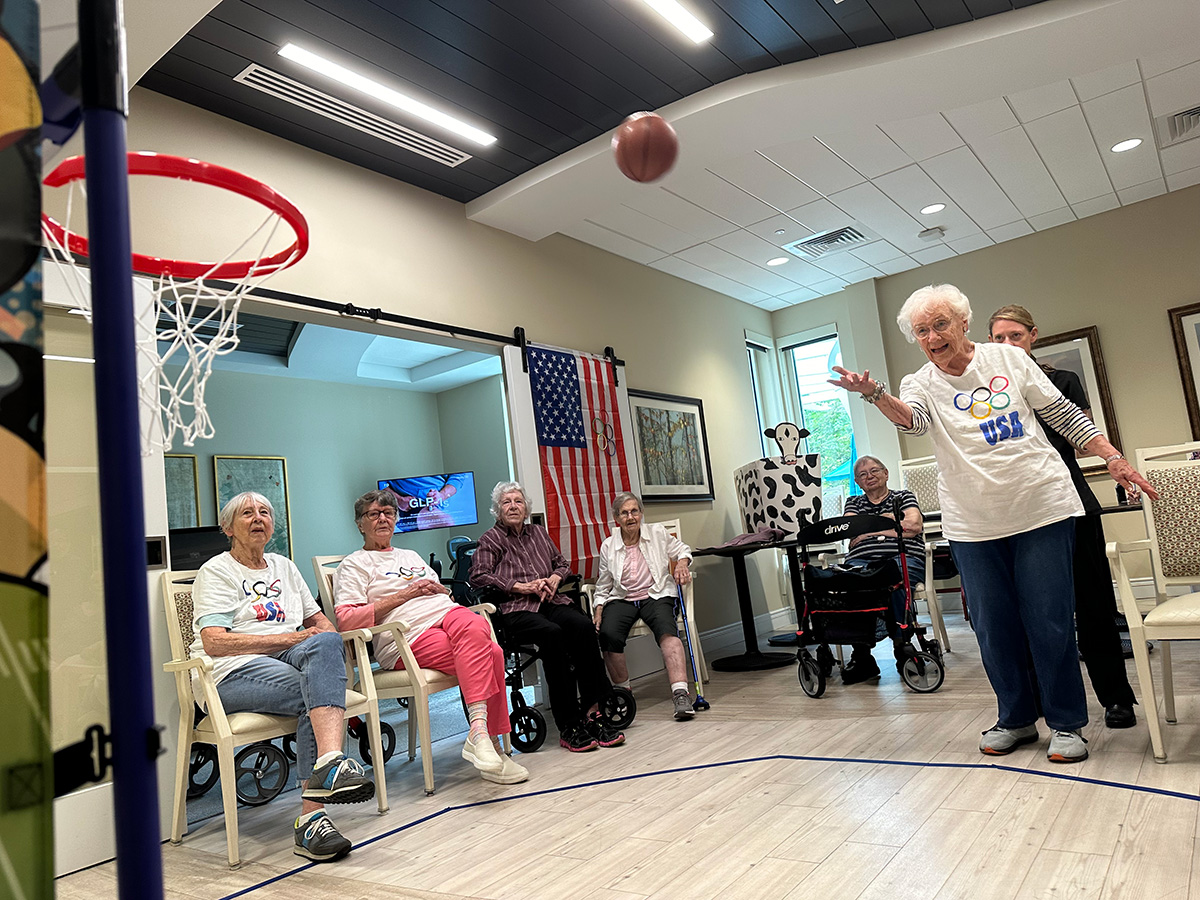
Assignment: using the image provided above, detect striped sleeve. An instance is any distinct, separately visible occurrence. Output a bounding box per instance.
[1033,395,1102,451]
[896,374,930,436]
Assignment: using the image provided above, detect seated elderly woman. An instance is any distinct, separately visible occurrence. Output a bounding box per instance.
[333,489,528,785]
[593,492,697,720]
[191,491,374,863]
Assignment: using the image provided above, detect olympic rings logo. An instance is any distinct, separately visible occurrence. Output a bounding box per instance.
[954,376,1011,420]
[593,415,617,456]
[387,567,429,579]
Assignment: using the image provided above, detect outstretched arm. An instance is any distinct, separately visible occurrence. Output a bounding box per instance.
[828,366,915,430]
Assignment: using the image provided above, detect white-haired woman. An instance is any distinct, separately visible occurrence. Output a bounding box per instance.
[190,491,373,862]
[829,284,1156,764]
[594,492,696,720]
[471,481,622,753]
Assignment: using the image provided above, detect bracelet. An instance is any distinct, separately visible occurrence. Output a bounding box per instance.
[862,381,887,404]
[1104,452,1125,465]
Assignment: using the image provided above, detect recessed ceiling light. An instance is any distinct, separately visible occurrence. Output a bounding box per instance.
[641,0,713,43]
[278,43,498,146]
[775,229,786,235]
[920,203,946,215]
[767,257,789,266]
[1111,138,1142,153]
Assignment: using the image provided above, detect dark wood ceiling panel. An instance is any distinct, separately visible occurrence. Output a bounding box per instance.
[961,0,1018,14]
[763,0,855,55]
[866,0,933,39]
[914,0,975,28]
[813,0,895,44]
[710,0,817,66]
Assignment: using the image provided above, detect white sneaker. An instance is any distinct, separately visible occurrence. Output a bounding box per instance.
[1047,730,1088,763]
[482,753,529,785]
[462,733,505,774]
[978,723,1038,755]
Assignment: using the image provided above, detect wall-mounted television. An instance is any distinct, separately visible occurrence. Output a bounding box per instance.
[377,471,478,534]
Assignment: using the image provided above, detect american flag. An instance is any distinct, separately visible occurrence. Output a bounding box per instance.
[528,346,631,580]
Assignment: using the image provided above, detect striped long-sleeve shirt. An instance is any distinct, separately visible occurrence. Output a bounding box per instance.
[470,522,572,614]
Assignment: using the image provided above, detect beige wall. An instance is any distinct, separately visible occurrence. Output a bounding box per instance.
[121,88,786,623]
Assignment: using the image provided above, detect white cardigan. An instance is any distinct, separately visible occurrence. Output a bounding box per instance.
[593,523,692,609]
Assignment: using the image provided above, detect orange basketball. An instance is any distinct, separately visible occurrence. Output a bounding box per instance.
[611,112,679,183]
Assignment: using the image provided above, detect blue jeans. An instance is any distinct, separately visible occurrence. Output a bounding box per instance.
[950,518,1088,732]
[216,631,346,781]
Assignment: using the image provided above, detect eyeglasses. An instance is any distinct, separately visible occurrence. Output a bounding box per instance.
[616,508,642,519]
[363,508,398,520]
[912,318,956,340]
[858,467,886,478]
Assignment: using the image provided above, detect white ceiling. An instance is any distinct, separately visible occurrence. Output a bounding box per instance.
[468,0,1200,312]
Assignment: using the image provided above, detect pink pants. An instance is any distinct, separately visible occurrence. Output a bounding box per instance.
[398,605,510,735]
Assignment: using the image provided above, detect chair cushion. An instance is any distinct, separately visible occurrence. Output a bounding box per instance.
[1144,591,1200,627]
[195,712,296,739]
[361,668,458,692]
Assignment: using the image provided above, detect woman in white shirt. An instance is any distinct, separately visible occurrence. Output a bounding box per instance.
[593,492,695,721]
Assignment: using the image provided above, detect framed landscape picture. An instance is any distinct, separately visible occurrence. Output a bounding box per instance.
[163,454,199,529]
[214,455,293,558]
[1169,302,1200,440]
[627,389,714,502]
[1035,326,1120,472]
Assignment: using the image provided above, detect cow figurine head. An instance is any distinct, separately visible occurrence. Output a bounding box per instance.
[763,421,809,463]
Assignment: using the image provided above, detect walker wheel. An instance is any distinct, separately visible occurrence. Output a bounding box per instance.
[900,651,945,693]
[359,721,396,766]
[186,744,219,799]
[281,734,297,761]
[816,643,837,678]
[233,742,289,806]
[603,686,637,729]
[509,706,546,753]
[798,654,826,698]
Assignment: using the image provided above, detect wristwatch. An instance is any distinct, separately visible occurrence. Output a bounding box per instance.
[1104,452,1125,465]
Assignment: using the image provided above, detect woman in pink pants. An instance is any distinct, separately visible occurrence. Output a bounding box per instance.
[334,490,528,785]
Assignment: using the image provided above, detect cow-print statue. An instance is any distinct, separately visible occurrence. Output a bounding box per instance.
[734,453,822,538]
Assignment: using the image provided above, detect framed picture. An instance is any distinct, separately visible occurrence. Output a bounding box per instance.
[213,456,293,558]
[627,389,714,502]
[1036,325,1121,472]
[163,454,200,529]
[1170,302,1200,440]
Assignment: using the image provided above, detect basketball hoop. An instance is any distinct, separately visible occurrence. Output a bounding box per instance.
[41,152,309,452]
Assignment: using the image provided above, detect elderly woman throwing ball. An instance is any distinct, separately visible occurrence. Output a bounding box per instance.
[829,284,1156,764]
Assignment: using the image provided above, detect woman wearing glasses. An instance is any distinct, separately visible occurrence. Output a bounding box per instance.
[829,284,1156,764]
[334,489,528,785]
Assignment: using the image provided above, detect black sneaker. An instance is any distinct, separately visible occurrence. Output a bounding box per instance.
[842,655,881,685]
[586,712,626,747]
[294,811,351,862]
[559,724,599,752]
[302,754,375,805]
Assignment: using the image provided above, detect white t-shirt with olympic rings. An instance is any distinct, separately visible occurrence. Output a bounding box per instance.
[897,341,1084,542]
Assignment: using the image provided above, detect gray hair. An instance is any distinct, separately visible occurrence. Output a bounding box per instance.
[853,456,887,477]
[218,491,274,535]
[490,481,530,520]
[354,489,399,522]
[897,284,972,343]
[611,491,643,521]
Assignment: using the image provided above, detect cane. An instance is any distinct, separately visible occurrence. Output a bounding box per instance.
[676,582,710,711]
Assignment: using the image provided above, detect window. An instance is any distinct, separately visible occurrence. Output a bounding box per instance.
[747,342,771,457]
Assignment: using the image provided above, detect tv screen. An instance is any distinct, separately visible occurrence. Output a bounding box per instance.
[169,526,230,571]
[377,471,478,534]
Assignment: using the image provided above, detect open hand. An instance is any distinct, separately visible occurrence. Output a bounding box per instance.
[828,365,877,396]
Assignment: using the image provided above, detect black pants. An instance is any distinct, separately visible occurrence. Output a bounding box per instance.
[1073,514,1136,708]
[499,603,611,732]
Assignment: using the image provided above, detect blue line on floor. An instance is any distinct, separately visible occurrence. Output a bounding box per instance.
[218,752,1200,899]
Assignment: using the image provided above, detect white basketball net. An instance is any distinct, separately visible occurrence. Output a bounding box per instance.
[42,182,299,454]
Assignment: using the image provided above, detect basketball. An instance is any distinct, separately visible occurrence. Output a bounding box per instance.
[611,112,679,183]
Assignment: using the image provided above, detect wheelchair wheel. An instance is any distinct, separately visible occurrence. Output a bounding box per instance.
[281,734,297,761]
[358,721,397,766]
[816,643,836,678]
[233,742,289,806]
[509,706,546,753]
[602,686,637,729]
[186,744,219,799]
[900,651,944,693]
[797,654,826,698]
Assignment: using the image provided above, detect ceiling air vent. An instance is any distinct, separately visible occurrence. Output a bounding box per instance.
[1154,104,1200,149]
[233,64,472,168]
[783,225,873,260]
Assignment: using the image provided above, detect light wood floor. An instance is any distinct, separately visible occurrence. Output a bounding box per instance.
[57,614,1200,900]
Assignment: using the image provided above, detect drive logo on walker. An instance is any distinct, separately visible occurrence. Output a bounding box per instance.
[955,376,1025,447]
[242,578,285,622]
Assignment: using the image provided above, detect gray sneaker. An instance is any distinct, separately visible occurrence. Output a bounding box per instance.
[979,723,1038,755]
[672,689,696,720]
[1047,730,1088,763]
[294,811,351,862]
[302,754,375,804]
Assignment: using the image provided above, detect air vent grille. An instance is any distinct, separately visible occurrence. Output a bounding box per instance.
[233,64,472,168]
[783,226,871,259]
[1155,104,1200,149]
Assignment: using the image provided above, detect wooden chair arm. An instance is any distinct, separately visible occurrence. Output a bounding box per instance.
[163,657,208,674]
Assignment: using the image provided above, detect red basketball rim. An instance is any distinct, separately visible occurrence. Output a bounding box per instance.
[41,151,309,280]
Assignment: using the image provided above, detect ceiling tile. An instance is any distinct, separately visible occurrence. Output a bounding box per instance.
[771,256,835,288]
[1027,207,1076,231]
[664,170,779,227]
[809,278,849,296]
[710,229,796,267]
[785,198,857,234]
[946,233,995,254]
[777,286,820,305]
[559,221,666,264]
[944,98,1020,146]
[874,256,921,276]
[969,126,1067,217]
[826,182,924,250]
[675,244,797,293]
[649,256,769,304]
[910,244,956,265]
[760,138,866,196]
[848,241,904,265]
[1007,80,1078,123]
[620,189,740,241]
[1117,177,1167,205]
[708,153,821,211]
[920,146,1023,230]
[1166,166,1200,191]
[744,213,814,245]
[986,220,1034,242]
[843,266,883,285]
[1161,136,1200,176]
[1071,61,1140,103]
[1082,85,1161,189]
[874,165,981,237]
[1070,194,1120,217]
[754,297,791,312]
[816,126,912,179]
[1144,60,1200,117]
[809,252,871,277]
[584,205,701,253]
[1139,46,1200,80]
[880,113,964,162]
[1024,106,1113,204]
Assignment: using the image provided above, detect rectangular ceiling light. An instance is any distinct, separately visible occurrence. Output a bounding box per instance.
[278,43,497,146]
[641,0,713,43]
